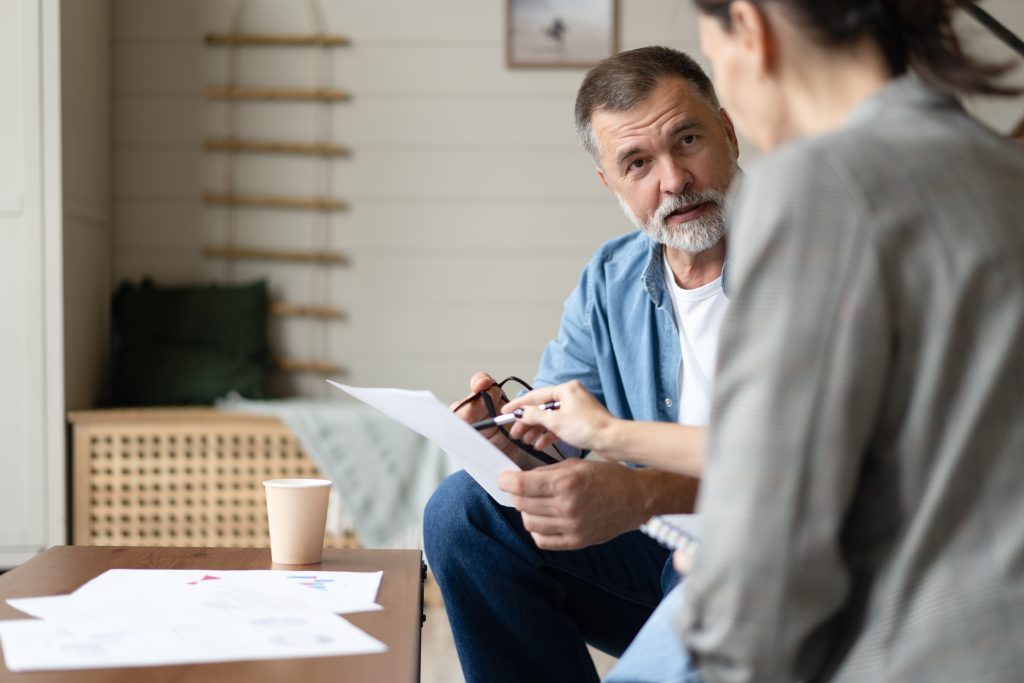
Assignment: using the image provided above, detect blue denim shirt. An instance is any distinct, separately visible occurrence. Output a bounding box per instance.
[534,230,682,425]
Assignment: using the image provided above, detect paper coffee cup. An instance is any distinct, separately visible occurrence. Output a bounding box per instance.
[263,478,332,565]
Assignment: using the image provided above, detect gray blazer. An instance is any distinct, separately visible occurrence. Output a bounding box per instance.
[681,75,1024,682]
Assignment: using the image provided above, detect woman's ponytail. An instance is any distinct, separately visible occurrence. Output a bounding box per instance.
[888,0,1016,95]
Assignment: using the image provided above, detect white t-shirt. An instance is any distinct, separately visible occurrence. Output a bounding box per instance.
[663,252,729,426]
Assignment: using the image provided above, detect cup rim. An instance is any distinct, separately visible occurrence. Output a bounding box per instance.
[262,478,333,488]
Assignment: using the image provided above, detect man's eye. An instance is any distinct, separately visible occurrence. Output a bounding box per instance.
[628,159,645,171]
[682,135,698,145]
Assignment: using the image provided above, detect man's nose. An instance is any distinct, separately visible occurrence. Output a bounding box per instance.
[660,158,692,195]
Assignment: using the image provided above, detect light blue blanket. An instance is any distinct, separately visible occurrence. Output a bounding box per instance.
[219,396,456,548]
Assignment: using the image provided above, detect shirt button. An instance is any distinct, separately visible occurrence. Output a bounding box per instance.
[664,398,673,407]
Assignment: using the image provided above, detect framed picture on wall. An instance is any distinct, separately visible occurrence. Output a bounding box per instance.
[506,0,619,68]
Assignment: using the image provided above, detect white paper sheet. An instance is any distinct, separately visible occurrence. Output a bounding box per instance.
[8,569,383,623]
[77,569,383,614]
[0,612,386,672]
[1,568,388,671]
[327,381,520,506]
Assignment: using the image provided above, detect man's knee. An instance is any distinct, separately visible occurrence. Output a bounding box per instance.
[423,470,495,567]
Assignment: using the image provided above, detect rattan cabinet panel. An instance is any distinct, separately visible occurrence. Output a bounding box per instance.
[69,409,357,549]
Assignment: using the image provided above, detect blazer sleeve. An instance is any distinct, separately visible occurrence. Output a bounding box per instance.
[680,146,892,682]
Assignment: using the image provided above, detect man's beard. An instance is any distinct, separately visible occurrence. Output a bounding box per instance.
[618,189,727,254]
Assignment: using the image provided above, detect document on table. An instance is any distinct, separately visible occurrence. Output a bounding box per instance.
[8,569,384,623]
[327,381,520,506]
[0,568,387,671]
[0,612,385,672]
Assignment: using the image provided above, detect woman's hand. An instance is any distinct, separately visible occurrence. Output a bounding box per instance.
[673,548,694,575]
[503,380,615,453]
[507,381,707,477]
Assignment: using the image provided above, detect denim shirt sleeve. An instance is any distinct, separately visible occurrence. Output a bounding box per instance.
[532,231,680,428]
[533,263,606,404]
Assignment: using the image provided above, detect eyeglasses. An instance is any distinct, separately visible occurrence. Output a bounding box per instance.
[453,376,568,467]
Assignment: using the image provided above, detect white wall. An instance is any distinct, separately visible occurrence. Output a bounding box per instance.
[62,0,112,411]
[109,0,1022,405]
[0,0,65,566]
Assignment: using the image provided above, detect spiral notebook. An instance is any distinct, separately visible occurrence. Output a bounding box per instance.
[640,514,702,555]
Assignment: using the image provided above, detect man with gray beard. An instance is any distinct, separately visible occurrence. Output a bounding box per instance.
[424,46,739,683]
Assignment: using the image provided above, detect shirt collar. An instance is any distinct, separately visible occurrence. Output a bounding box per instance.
[641,238,667,307]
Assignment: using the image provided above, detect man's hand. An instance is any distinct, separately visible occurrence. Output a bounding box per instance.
[450,372,543,470]
[497,459,697,550]
[450,372,505,424]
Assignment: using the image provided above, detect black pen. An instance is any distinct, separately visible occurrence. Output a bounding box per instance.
[470,401,561,431]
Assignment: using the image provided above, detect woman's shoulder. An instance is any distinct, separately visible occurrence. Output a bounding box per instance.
[738,136,857,209]
[752,87,1024,202]
[738,112,954,211]
[726,134,869,255]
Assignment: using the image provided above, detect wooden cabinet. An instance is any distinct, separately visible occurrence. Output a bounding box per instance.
[68,409,357,549]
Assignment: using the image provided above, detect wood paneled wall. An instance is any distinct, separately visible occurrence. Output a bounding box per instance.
[110,0,713,402]
[110,0,1021,402]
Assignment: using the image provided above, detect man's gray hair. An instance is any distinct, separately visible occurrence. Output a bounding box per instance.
[574,46,721,164]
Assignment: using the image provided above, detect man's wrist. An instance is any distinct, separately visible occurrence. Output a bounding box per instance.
[631,468,700,518]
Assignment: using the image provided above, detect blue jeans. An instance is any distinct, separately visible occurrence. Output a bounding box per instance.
[604,581,703,683]
[424,471,675,683]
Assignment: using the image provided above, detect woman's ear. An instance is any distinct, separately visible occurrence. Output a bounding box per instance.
[719,108,740,161]
[729,0,775,78]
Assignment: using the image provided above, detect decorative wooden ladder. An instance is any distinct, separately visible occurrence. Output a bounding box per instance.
[203,0,349,382]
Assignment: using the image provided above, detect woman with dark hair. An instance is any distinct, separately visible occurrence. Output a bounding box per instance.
[511,1,1024,681]
[683,2,1024,681]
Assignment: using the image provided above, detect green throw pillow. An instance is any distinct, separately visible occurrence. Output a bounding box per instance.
[112,279,271,405]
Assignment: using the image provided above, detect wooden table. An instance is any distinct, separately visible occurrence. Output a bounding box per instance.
[0,546,425,682]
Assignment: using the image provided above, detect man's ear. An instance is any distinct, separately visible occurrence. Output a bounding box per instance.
[595,166,610,189]
[729,0,774,77]
[719,108,740,161]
